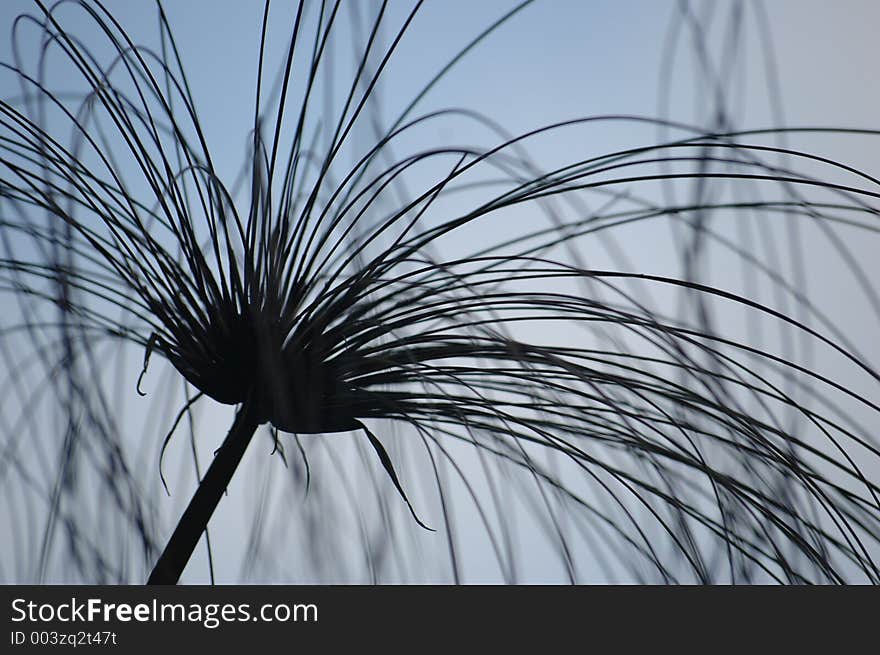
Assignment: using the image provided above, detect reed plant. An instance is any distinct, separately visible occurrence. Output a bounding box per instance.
[1,0,878,584]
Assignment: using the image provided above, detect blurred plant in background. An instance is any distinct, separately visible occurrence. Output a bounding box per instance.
[1,0,879,583]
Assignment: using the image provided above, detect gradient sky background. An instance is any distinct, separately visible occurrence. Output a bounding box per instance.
[1,1,878,583]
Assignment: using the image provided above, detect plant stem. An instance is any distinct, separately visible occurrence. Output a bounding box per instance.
[147,399,260,584]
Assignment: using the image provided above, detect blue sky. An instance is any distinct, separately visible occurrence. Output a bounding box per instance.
[1,1,878,583]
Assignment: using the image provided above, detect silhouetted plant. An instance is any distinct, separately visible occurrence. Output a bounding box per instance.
[2,0,879,583]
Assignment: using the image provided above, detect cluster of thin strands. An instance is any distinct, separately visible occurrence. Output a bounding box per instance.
[1,0,879,583]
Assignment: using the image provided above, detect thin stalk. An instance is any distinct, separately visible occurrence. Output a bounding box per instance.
[147,398,260,584]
